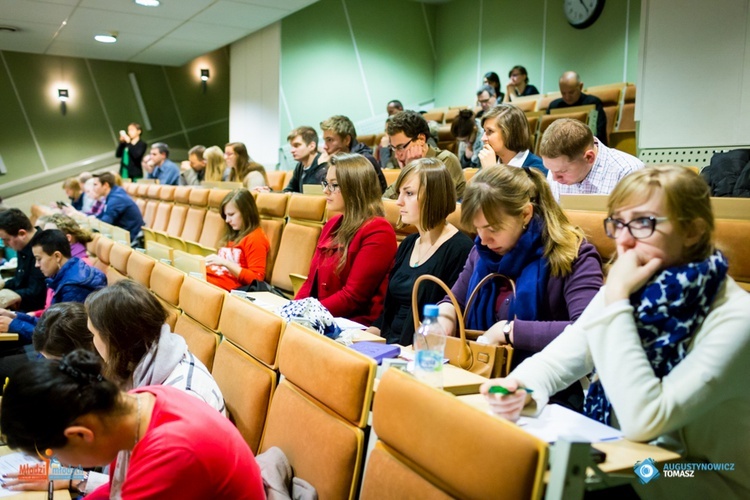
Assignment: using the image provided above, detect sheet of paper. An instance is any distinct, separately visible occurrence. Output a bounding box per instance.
[0,452,44,497]
[335,317,367,330]
[517,404,623,443]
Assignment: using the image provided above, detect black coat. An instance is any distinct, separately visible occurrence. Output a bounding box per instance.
[701,149,750,197]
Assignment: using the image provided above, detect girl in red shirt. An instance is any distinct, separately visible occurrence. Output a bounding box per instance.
[206,188,269,291]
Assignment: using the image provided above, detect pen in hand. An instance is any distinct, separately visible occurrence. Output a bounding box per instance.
[488,386,533,395]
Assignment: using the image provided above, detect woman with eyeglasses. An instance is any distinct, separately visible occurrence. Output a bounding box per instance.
[295,153,397,326]
[437,165,603,408]
[0,350,264,499]
[481,166,750,498]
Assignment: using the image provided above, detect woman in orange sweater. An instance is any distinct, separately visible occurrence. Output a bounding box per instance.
[206,189,269,291]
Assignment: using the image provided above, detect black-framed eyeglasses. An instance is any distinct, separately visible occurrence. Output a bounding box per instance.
[388,138,413,153]
[603,216,670,240]
[321,180,340,193]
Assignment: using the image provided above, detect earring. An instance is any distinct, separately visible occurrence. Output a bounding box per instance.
[522,223,528,230]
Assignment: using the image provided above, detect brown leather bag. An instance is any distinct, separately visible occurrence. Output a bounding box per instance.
[411,274,514,378]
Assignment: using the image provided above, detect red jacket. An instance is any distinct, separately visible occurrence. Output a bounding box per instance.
[296,215,397,326]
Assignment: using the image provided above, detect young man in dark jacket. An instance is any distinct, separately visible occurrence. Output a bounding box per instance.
[283,126,326,193]
[0,208,46,312]
[3,229,106,341]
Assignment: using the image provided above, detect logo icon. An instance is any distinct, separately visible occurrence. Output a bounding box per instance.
[634,458,661,484]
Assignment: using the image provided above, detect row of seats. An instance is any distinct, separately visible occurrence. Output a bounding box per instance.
[124,181,479,293]
[91,234,550,498]
[357,83,636,158]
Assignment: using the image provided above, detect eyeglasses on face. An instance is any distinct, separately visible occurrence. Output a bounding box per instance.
[321,180,340,193]
[603,216,670,240]
[388,138,413,153]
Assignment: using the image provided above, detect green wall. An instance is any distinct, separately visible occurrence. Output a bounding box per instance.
[0,48,230,198]
[280,0,438,137]
[280,0,640,135]
[435,0,640,106]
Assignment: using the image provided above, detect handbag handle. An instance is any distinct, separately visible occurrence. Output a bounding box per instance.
[463,273,517,324]
[411,275,472,370]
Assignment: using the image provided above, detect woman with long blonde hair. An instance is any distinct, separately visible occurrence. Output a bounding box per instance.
[482,166,750,498]
[296,153,397,325]
[203,145,226,183]
[437,166,603,407]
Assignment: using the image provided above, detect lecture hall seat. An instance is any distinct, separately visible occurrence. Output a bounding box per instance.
[360,369,547,500]
[260,323,376,500]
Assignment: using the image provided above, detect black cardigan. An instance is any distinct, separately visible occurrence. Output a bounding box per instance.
[373,230,473,345]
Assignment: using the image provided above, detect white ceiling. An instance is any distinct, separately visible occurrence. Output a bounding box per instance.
[0,0,319,66]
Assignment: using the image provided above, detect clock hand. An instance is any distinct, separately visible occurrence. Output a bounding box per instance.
[578,0,590,13]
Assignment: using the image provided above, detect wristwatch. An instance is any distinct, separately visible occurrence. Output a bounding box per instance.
[503,321,513,346]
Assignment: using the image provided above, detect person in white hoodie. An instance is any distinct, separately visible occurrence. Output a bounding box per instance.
[84,280,225,498]
[480,165,750,498]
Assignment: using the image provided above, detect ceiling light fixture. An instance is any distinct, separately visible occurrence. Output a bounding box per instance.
[135,0,161,6]
[94,33,117,43]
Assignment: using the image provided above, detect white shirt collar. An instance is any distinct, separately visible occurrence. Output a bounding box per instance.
[507,150,530,167]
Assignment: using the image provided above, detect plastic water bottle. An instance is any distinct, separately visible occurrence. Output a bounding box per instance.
[413,304,447,388]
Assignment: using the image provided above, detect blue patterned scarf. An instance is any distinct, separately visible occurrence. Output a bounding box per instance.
[584,250,728,425]
[465,216,549,330]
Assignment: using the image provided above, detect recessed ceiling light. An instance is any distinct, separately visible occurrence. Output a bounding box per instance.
[94,33,117,43]
[135,0,160,6]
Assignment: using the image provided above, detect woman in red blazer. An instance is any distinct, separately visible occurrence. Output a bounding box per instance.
[295,153,397,325]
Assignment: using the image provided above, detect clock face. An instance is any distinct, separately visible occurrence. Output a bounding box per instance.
[564,0,605,29]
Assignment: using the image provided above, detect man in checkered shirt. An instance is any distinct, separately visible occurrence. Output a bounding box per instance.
[540,119,644,201]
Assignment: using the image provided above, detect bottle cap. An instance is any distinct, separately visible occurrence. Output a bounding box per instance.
[423,304,439,318]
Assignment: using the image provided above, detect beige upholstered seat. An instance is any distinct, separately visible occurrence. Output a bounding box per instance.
[126,250,155,287]
[212,340,276,453]
[173,276,225,371]
[260,323,376,500]
[266,171,287,192]
[361,369,548,500]
[218,294,285,369]
[106,242,132,284]
[93,236,114,273]
[149,261,184,330]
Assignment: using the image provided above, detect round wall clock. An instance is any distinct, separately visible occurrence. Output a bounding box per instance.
[564,0,605,29]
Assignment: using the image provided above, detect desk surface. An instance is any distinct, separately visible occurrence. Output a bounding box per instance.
[381,348,487,396]
[0,334,19,342]
[455,394,680,474]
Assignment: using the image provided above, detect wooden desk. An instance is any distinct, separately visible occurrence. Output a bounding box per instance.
[396,347,487,396]
[245,291,290,310]
[351,331,386,343]
[0,333,19,342]
[455,394,680,474]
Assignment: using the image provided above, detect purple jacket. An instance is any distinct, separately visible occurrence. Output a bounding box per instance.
[443,241,603,353]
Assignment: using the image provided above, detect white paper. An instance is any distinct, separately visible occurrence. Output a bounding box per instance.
[516,404,623,443]
[335,317,367,330]
[0,452,44,497]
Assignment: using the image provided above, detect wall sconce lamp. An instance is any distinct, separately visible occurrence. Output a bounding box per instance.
[200,68,209,94]
[58,88,69,115]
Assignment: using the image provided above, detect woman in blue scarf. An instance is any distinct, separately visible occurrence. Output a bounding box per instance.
[437,166,603,373]
[482,166,750,498]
